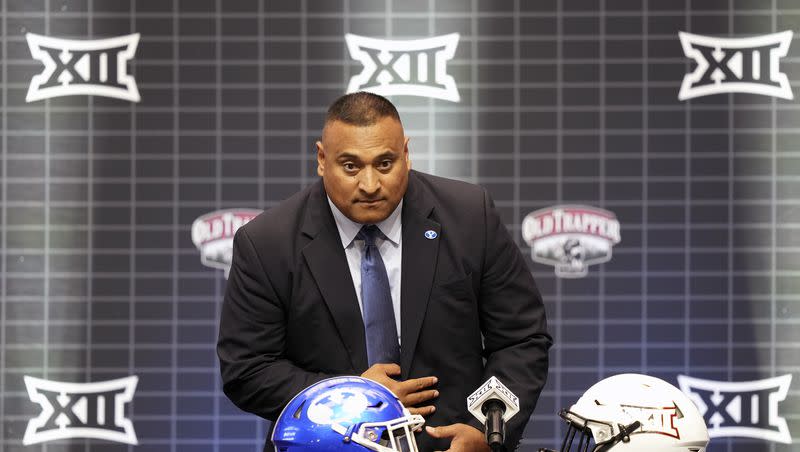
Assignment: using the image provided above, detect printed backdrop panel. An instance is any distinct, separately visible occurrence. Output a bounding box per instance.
[1,0,799,451]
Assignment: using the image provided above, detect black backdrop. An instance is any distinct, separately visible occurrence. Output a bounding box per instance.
[2,1,800,451]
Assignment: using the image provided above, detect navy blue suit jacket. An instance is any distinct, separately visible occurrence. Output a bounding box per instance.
[218,170,552,451]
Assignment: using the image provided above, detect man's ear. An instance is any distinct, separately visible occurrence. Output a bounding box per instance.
[404,136,411,170]
[316,140,325,176]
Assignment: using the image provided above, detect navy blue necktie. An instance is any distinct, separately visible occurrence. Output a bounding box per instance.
[357,225,400,366]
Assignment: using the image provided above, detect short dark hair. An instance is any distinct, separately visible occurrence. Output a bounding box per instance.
[325,92,401,126]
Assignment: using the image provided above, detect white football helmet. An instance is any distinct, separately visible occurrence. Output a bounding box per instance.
[540,374,709,452]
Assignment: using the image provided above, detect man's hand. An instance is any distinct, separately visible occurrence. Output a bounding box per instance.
[361,363,438,416]
[426,424,491,452]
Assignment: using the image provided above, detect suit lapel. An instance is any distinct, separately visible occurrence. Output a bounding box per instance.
[301,182,368,372]
[400,172,440,379]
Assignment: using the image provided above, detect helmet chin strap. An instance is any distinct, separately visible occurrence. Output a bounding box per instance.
[537,420,642,452]
[331,422,401,452]
[593,421,641,452]
[333,423,371,449]
[349,433,397,452]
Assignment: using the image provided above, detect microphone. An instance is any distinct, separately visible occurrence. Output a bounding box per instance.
[467,377,520,452]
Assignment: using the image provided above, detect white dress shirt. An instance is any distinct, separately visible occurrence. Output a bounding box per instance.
[327,197,403,344]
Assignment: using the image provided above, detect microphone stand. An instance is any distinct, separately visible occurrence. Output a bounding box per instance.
[483,399,507,452]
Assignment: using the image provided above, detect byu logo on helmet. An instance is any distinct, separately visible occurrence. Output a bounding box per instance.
[23,375,138,445]
[678,31,793,100]
[25,33,140,102]
[345,33,460,102]
[306,387,371,425]
[677,374,792,444]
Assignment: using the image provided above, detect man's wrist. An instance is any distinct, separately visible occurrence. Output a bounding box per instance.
[466,417,486,441]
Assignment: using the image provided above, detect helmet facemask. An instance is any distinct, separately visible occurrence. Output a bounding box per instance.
[541,409,640,452]
[332,410,425,452]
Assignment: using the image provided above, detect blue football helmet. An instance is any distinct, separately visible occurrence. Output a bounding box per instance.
[272,376,425,452]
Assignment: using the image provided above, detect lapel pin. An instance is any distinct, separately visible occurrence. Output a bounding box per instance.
[424,230,438,240]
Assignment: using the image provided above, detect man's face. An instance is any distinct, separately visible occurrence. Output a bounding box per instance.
[317,116,410,224]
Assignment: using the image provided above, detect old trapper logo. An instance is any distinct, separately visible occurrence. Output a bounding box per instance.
[192,209,260,278]
[23,375,138,445]
[678,31,793,100]
[26,33,140,102]
[677,374,792,444]
[345,33,460,102]
[522,205,621,278]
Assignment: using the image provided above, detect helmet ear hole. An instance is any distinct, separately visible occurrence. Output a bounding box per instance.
[293,401,306,419]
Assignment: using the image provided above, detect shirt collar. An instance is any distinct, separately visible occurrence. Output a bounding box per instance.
[327,197,403,248]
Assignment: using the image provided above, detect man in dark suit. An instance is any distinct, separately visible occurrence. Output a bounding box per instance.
[218,92,551,451]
